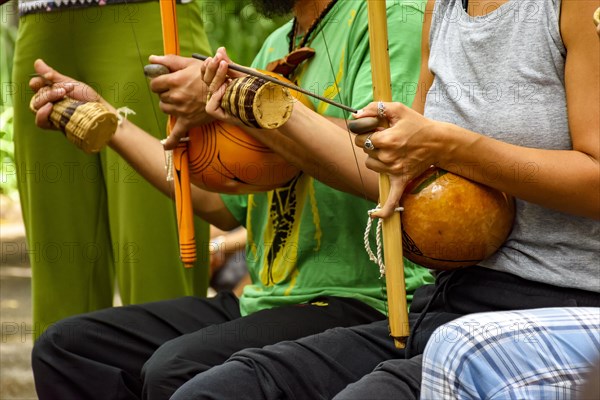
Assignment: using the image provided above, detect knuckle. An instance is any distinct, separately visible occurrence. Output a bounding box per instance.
[390,163,404,175]
[170,92,184,103]
[379,153,393,164]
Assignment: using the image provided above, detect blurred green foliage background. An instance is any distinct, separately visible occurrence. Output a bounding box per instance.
[0,0,287,197]
[202,0,288,66]
[1,0,18,198]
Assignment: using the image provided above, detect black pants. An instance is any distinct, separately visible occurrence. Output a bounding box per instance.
[31,292,385,400]
[171,268,600,400]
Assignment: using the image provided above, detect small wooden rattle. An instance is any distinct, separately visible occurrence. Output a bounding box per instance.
[144,64,293,130]
[30,77,117,154]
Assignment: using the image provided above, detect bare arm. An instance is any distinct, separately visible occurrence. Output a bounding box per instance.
[354,0,600,219]
[411,0,435,114]
[274,105,379,199]
[107,119,240,229]
[202,51,380,200]
[447,0,600,218]
[29,59,240,230]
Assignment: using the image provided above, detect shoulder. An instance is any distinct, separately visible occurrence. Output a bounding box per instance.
[560,0,599,45]
[251,19,294,68]
[262,19,294,44]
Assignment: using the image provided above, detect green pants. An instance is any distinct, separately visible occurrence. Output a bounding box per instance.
[12,0,212,337]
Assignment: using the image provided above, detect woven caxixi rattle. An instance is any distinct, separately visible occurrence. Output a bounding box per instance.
[144,63,295,131]
[49,98,118,153]
[143,63,309,194]
[31,91,118,154]
[220,76,294,129]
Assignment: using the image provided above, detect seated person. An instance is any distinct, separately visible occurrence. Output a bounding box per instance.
[420,308,600,399]
[165,0,600,398]
[419,8,600,400]
[27,1,432,398]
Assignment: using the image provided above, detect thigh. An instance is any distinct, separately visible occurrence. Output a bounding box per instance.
[38,293,241,375]
[224,320,401,400]
[224,307,460,399]
[333,355,423,400]
[421,307,600,400]
[143,296,385,399]
[171,306,464,400]
[150,296,386,371]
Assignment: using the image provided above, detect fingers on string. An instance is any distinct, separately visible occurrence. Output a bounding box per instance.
[205,60,228,97]
[201,56,219,87]
[205,83,228,119]
[215,47,231,64]
[212,47,245,79]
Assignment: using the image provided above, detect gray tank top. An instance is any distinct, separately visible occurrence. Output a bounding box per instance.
[425,0,599,292]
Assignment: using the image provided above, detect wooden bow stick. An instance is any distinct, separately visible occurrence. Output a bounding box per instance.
[366,0,409,349]
[191,54,358,114]
[159,0,196,267]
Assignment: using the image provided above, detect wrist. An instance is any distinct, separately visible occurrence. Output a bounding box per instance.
[433,121,460,168]
[210,235,227,255]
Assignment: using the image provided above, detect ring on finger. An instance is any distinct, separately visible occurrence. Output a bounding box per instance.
[377,101,386,119]
[206,91,212,103]
[364,134,375,151]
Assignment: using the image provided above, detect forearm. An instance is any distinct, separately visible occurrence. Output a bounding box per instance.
[438,123,600,219]
[108,119,239,229]
[211,228,247,256]
[243,104,379,199]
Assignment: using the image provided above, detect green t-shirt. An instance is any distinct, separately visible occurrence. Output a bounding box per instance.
[222,0,433,316]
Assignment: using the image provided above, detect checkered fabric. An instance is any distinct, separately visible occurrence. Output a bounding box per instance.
[421,307,600,399]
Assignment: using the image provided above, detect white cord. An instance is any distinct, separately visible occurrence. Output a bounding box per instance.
[115,106,136,125]
[160,137,190,183]
[363,205,405,277]
[160,139,174,182]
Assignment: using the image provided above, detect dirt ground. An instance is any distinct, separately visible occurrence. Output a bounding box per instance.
[1,195,37,399]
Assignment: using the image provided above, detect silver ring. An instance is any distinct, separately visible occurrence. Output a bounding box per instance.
[377,101,385,118]
[364,134,375,151]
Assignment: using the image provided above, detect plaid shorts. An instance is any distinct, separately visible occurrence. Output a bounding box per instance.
[421,307,600,399]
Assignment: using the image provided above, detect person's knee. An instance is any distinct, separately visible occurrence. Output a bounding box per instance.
[142,344,184,399]
[32,316,93,385]
[425,321,470,362]
[334,357,423,400]
[141,339,211,400]
[171,359,266,400]
[32,318,82,366]
[31,325,56,376]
